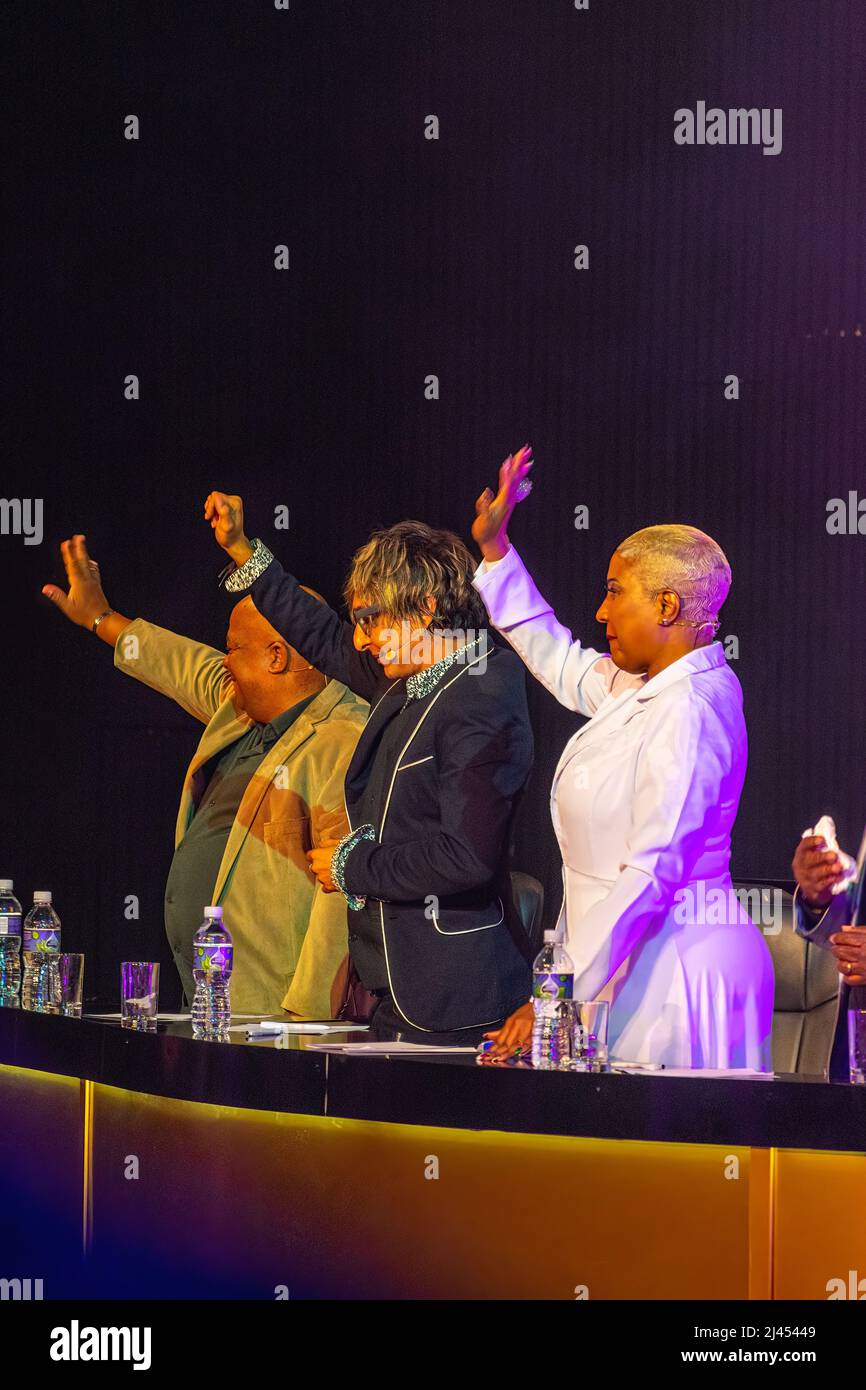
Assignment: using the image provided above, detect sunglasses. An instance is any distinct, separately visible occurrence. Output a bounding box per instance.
[351,604,383,636]
[351,603,445,635]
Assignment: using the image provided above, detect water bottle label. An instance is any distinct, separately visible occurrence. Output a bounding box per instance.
[23,927,59,952]
[533,971,573,1000]
[0,914,21,935]
[194,943,233,974]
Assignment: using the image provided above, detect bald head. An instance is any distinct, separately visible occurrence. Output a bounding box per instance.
[230,595,283,645]
[229,586,325,643]
[224,589,327,723]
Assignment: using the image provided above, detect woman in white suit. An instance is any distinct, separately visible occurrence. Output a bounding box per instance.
[473,445,774,1069]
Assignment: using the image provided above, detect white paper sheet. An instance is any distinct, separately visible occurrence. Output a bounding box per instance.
[231,1021,370,1036]
[612,1065,773,1079]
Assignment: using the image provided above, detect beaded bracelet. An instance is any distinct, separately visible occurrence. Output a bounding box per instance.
[331,823,376,910]
[223,538,275,592]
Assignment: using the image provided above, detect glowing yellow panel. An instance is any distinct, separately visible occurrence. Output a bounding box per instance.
[773,1149,866,1300]
[90,1083,755,1299]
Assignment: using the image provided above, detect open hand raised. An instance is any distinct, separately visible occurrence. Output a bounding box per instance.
[472,444,534,561]
[42,535,110,629]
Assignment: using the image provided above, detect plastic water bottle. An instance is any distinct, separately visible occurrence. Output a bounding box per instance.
[21,891,61,1014]
[191,906,233,1041]
[531,929,574,1070]
[0,880,23,1005]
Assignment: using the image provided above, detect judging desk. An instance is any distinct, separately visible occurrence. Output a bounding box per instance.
[2,1007,866,1300]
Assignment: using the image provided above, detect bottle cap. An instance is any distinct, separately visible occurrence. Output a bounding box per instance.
[204,905,223,919]
[543,929,557,942]
[33,891,52,904]
[0,879,12,891]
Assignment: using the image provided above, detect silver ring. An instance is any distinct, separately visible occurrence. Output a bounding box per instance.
[515,479,533,502]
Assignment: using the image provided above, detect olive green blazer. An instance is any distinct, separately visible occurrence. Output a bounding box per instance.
[114,619,367,1015]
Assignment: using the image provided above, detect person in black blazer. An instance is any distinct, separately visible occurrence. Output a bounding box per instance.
[204,490,535,1036]
[792,831,866,1080]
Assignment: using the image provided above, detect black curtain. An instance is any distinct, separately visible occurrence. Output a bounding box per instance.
[4,0,865,1007]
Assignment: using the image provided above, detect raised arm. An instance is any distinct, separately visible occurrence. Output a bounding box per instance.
[42,534,134,650]
[470,448,640,715]
[113,620,233,725]
[43,533,241,724]
[473,545,626,716]
[205,490,387,704]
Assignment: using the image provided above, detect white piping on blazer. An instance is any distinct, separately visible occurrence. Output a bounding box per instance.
[377,643,508,1032]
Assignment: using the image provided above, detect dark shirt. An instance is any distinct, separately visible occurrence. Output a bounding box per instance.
[164,693,317,986]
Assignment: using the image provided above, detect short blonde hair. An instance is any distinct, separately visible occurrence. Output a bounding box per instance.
[616,524,731,627]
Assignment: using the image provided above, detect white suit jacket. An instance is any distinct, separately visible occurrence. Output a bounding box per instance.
[474,545,774,1069]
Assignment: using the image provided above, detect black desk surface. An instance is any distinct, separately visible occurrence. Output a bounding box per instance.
[2,1005,865,1153]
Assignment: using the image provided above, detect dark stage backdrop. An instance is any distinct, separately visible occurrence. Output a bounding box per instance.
[3,0,865,1009]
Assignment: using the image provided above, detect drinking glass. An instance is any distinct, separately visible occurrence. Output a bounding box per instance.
[848,1009,866,1085]
[570,1000,610,1070]
[58,953,84,1019]
[121,961,160,1032]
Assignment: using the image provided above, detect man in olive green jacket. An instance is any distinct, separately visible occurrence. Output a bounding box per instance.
[42,534,367,1016]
